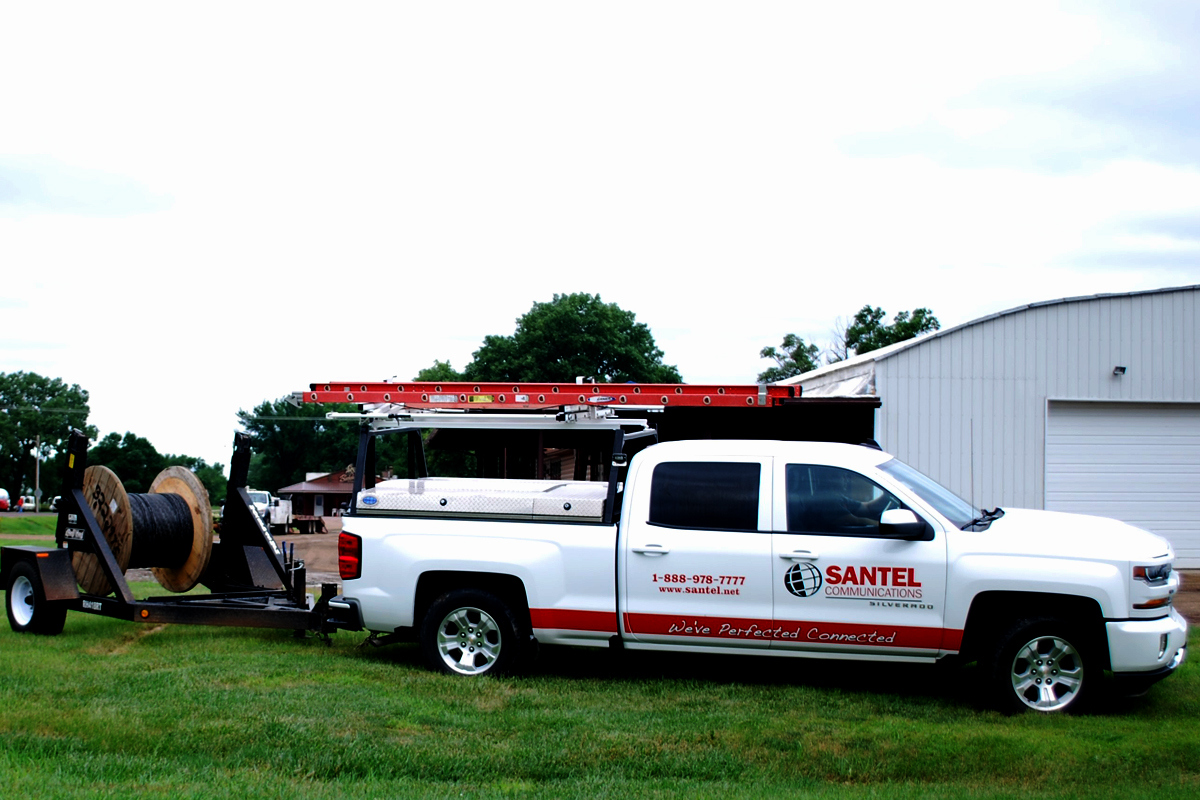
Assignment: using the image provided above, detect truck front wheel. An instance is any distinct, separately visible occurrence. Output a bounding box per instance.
[987,617,1090,713]
[6,562,67,635]
[420,589,527,676]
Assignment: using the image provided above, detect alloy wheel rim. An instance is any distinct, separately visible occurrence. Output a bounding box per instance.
[1010,634,1083,711]
[436,606,502,675]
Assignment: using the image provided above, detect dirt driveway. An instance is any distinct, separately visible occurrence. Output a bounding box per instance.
[280,531,340,587]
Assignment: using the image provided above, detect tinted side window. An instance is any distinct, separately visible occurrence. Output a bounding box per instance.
[786,464,902,536]
[649,462,761,531]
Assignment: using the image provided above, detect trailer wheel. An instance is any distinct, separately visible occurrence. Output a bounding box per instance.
[6,562,67,635]
[420,589,526,676]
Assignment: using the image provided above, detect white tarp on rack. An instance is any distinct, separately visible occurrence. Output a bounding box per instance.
[799,372,875,397]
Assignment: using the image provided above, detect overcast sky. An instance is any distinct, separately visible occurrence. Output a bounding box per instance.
[2,1,1199,475]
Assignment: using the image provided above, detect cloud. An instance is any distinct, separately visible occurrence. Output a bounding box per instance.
[0,157,172,216]
[839,1,1200,172]
[1126,214,1200,244]
[1071,250,1200,269]
[1071,205,1200,271]
[838,115,1126,174]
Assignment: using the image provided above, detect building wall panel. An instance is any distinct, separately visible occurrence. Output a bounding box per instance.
[870,287,1199,517]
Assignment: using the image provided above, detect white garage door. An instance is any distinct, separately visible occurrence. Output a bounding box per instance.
[1046,402,1200,567]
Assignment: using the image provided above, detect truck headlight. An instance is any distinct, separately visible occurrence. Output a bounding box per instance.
[1133,564,1172,585]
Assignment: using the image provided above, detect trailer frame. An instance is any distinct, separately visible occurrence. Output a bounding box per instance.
[2,430,359,637]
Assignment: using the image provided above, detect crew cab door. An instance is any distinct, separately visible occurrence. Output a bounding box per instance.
[771,463,948,657]
[621,458,775,648]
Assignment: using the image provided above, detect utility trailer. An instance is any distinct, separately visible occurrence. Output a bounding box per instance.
[2,430,361,638]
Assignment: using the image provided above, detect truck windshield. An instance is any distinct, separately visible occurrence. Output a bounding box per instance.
[878,458,980,530]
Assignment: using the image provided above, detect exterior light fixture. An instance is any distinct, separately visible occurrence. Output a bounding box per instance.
[1113,366,1127,376]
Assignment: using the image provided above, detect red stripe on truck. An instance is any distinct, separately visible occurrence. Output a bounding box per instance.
[623,611,963,651]
[529,608,618,632]
[529,608,964,652]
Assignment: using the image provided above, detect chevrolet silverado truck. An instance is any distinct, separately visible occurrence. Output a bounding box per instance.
[327,411,1187,713]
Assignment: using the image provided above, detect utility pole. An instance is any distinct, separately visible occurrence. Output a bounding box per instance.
[34,434,41,511]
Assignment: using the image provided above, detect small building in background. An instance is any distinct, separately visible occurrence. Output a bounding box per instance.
[277,468,357,535]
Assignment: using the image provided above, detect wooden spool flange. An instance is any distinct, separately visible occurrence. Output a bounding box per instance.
[74,465,132,596]
[148,466,213,593]
[73,465,213,595]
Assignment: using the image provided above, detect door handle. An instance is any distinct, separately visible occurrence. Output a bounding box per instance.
[632,545,669,555]
[779,550,819,561]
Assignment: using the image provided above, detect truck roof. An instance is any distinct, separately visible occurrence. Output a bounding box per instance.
[639,439,892,469]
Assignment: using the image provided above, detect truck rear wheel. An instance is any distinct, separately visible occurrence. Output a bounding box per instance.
[420,589,526,676]
[987,617,1090,713]
[6,562,67,635]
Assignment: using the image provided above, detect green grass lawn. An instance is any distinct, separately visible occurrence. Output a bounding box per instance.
[0,586,1196,799]
[0,514,57,537]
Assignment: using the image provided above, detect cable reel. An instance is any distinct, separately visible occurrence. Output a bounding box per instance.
[72,465,213,595]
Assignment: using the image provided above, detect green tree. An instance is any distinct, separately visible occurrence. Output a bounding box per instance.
[88,432,164,494]
[845,305,940,355]
[87,432,228,504]
[415,360,465,381]
[162,453,228,507]
[237,398,359,492]
[0,371,94,502]
[757,334,820,382]
[463,293,681,383]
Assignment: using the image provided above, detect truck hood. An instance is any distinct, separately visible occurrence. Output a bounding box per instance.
[972,508,1174,563]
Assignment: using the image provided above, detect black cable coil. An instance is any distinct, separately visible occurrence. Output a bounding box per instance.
[126,492,194,569]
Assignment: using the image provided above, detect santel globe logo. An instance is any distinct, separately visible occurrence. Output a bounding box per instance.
[784,562,822,598]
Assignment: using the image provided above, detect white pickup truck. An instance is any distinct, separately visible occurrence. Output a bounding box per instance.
[333,431,1187,713]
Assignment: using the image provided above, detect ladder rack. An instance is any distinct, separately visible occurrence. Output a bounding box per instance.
[300,381,797,411]
[325,408,650,430]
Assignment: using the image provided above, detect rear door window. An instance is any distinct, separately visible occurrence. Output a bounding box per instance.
[649,462,761,531]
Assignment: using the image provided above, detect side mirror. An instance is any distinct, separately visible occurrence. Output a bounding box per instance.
[880,509,932,540]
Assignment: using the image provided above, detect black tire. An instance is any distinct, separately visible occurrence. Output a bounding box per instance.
[420,589,528,677]
[986,616,1091,714]
[6,561,67,635]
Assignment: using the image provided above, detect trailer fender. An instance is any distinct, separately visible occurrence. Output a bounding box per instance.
[1,546,80,602]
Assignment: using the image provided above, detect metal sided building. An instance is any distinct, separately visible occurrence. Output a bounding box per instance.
[784,285,1200,566]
